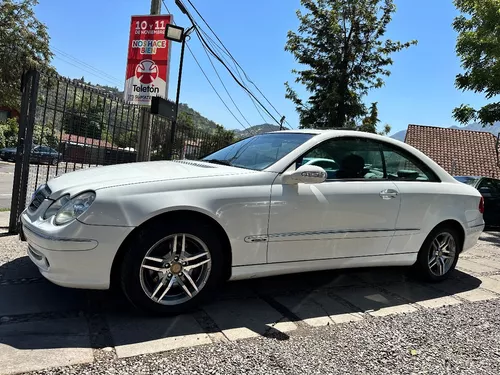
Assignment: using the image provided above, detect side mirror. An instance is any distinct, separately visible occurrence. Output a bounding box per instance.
[282,165,327,185]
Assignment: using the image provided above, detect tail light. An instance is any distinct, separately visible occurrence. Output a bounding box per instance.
[479,196,485,214]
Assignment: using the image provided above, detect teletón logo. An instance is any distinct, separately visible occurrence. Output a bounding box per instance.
[135,59,158,84]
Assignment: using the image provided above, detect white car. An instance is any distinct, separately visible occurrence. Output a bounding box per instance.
[20,130,485,314]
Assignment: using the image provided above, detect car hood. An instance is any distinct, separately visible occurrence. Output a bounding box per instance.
[47,160,255,196]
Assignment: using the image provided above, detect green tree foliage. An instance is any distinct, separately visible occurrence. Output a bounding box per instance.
[357,102,391,135]
[0,118,58,149]
[0,0,53,110]
[198,125,236,158]
[63,96,105,139]
[0,117,19,148]
[452,0,500,125]
[33,124,58,148]
[285,0,416,129]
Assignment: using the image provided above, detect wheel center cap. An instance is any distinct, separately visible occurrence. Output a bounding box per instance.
[170,262,182,274]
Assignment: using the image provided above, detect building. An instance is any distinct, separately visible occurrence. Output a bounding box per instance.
[404,124,500,178]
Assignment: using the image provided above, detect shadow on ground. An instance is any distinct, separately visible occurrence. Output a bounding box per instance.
[0,255,485,353]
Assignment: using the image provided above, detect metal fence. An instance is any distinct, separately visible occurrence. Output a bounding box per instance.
[7,68,236,233]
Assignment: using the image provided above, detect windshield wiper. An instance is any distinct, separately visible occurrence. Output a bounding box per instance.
[203,159,233,166]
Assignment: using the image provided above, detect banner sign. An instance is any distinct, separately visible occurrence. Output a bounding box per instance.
[124,14,173,106]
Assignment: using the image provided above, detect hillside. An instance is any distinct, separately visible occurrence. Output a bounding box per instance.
[233,123,281,138]
[390,122,500,141]
[177,103,221,132]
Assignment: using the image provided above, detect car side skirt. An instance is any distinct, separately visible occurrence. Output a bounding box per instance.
[229,252,418,281]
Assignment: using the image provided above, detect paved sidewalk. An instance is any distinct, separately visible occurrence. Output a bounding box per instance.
[0,229,499,374]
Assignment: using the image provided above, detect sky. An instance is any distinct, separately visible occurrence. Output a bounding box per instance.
[35,0,489,135]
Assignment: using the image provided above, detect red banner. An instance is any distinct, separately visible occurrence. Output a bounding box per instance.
[124,14,173,105]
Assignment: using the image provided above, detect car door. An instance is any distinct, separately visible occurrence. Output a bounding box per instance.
[267,136,402,263]
[377,141,445,254]
[477,178,500,226]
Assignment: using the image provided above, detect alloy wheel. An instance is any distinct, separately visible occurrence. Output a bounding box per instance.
[139,233,212,305]
[428,232,457,277]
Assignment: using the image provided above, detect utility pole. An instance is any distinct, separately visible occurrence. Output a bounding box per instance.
[136,0,162,162]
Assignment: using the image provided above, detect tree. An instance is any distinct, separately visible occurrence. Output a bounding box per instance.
[0,117,19,148]
[357,102,391,135]
[198,125,235,158]
[0,0,53,110]
[285,0,416,129]
[452,0,500,125]
[63,95,105,139]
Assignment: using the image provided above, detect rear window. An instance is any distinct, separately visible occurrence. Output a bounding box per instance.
[454,176,478,186]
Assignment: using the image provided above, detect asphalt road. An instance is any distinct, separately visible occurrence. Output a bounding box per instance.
[0,162,13,210]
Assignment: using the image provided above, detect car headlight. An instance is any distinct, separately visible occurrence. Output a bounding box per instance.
[43,194,70,219]
[54,191,96,225]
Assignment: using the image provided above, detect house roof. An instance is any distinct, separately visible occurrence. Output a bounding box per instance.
[61,134,114,149]
[404,124,500,178]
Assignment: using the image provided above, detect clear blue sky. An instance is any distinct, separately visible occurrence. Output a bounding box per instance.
[35,0,487,135]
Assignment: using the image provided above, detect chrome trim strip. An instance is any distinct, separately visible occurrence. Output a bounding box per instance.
[244,228,420,243]
[268,228,420,239]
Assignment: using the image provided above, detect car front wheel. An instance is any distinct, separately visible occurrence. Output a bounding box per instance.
[120,219,225,315]
[415,226,461,282]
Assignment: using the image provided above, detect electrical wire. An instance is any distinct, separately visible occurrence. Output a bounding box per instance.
[199,38,253,127]
[52,54,123,87]
[185,0,292,128]
[186,43,253,133]
[163,0,254,133]
[164,0,277,127]
[52,46,124,85]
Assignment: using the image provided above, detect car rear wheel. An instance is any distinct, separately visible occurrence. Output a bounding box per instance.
[120,219,225,315]
[415,226,461,282]
[51,158,58,165]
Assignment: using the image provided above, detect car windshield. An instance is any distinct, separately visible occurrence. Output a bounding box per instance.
[454,176,479,185]
[201,132,314,171]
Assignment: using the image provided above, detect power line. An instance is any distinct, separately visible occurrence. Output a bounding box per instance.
[163,0,253,133]
[186,44,252,133]
[198,38,252,127]
[184,0,291,127]
[163,0,276,127]
[52,55,123,87]
[52,46,124,85]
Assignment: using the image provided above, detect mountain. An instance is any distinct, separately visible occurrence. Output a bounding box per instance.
[233,123,281,138]
[178,103,220,132]
[390,129,407,142]
[389,122,500,142]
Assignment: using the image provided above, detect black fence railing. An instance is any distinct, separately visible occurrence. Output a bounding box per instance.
[150,114,235,161]
[7,68,237,233]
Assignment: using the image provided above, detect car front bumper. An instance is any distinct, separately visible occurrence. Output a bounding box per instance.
[21,212,134,290]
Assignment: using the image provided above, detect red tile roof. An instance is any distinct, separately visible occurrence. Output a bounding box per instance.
[405,124,500,178]
[61,134,115,149]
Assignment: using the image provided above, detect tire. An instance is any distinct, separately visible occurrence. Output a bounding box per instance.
[120,219,225,315]
[414,226,461,282]
[51,158,58,165]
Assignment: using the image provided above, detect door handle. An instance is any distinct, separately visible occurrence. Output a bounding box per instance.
[379,189,398,200]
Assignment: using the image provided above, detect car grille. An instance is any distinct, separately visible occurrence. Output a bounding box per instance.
[29,185,52,212]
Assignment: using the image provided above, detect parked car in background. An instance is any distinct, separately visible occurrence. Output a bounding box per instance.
[30,145,61,165]
[0,145,61,165]
[454,176,500,228]
[0,146,17,161]
[21,130,484,315]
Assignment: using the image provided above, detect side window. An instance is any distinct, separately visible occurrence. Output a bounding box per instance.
[381,145,438,182]
[478,179,498,195]
[300,137,385,180]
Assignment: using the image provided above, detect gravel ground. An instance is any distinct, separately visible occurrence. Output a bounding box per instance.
[21,299,500,375]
